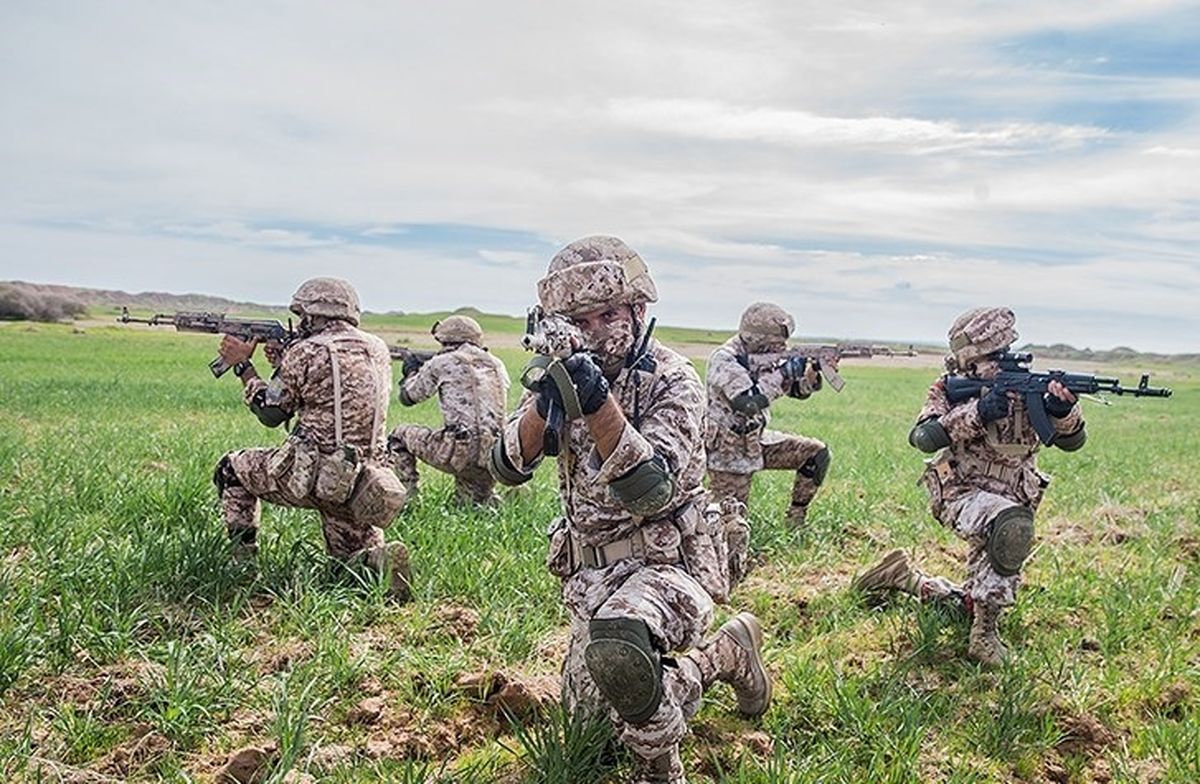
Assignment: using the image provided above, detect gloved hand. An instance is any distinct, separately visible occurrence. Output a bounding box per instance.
[535,353,610,419]
[402,355,425,378]
[1044,391,1075,418]
[780,355,808,381]
[977,388,1011,423]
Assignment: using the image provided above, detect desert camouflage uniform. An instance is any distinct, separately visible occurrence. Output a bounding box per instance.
[706,335,827,519]
[218,320,394,560]
[389,344,509,505]
[496,236,759,782]
[909,375,1084,607]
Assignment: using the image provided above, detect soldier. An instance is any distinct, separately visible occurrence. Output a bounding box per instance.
[387,315,510,507]
[854,307,1086,665]
[706,302,831,532]
[213,278,411,598]
[489,236,771,784]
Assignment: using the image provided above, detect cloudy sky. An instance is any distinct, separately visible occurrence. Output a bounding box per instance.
[2,1,1198,351]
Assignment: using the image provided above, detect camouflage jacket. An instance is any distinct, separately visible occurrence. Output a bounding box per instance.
[243,321,392,460]
[917,374,1084,505]
[705,335,818,473]
[400,344,510,437]
[503,340,707,547]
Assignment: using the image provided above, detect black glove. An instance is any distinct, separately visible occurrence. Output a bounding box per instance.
[780,355,808,381]
[562,353,609,415]
[535,353,610,418]
[976,388,1011,423]
[1044,391,1075,418]
[402,355,425,378]
[731,389,770,417]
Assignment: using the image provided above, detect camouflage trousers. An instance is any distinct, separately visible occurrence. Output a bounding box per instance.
[218,448,385,561]
[560,561,716,765]
[708,430,827,515]
[913,490,1027,608]
[387,424,496,506]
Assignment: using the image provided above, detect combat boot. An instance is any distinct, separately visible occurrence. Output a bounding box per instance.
[967,601,1007,666]
[851,549,913,595]
[631,748,685,784]
[688,612,771,717]
[364,541,413,602]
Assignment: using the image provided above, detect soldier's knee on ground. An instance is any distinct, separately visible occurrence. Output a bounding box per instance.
[584,617,664,725]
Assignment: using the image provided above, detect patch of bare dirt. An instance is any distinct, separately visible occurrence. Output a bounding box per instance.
[345,696,386,726]
[431,604,481,643]
[215,744,277,784]
[251,639,312,674]
[1055,710,1118,757]
[46,660,164,717]
[94,726,171,778]
[1150,680,1192,719]
[451,669,558,720]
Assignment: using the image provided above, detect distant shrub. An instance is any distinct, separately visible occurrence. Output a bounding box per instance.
[0,285,87,322]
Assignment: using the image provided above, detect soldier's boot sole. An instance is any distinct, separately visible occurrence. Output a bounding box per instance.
[720,612,772,718]
[851,549,909,594]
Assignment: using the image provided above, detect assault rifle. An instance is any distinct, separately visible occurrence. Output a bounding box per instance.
[388,345,438,376]
[118,307,296,378]
[520,306,586,457]
[944,351,1172,446]
[746,343,908,392]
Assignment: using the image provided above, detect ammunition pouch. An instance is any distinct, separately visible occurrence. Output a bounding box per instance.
[346,463,407,529]
[986,505,1035,577]
[315,446,361,505]
[584,617,663,725]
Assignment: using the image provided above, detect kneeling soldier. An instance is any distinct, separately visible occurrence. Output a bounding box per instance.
[706,302,831,530]
[388,315,510,506]
[854,307,1086,665]
[214,278,410,598]
[489,236,772,783]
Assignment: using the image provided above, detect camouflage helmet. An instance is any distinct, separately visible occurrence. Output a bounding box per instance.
[537,235,658,316]
[947,307,1018,364]
[739,302,794,347]
[432,314,483,346]
[290,277,361,325]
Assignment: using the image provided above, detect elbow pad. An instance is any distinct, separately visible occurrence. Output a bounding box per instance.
[249,390,290,428]
[909,418,950,453]
[488,437,533,486]
[609,456,675,516]
[1054,425,1087,452]
[731,390,770,417]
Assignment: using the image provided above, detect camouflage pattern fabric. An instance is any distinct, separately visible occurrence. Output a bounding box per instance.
[388,344,509,504]
[914,373,1085,606]
[220,320,393,559]
[501,340,720,766]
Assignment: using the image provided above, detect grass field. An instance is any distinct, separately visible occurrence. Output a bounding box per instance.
[0,322,1196,783]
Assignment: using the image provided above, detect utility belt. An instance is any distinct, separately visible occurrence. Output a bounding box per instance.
[549,494,730,603]
[570,528,681,570]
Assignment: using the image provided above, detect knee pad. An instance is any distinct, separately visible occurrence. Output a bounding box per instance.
[799,447,831,486]
[213,455,242,494]
[986,506,1035,577]
[584,617,663,725]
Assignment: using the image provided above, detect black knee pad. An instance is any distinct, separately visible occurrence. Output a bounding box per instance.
[584,617,663,725]
[799,446,831,486]
[213,455,242,494]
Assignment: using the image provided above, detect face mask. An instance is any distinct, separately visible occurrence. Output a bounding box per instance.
[582,316,637,376]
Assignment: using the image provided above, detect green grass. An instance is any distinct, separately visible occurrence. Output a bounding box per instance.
[0,321,1197,782]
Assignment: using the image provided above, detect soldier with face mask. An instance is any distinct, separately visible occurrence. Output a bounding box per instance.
[387,315,510,506]
[489,236,772,784]
[214,277,411,599]
[854,307,1086,665]
[706,302,831,539]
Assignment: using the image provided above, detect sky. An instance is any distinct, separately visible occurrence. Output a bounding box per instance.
[1,1,1198,352]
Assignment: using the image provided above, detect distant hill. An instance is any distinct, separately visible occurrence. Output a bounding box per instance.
[1017,343,1200,366]
[3,281,287,316]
